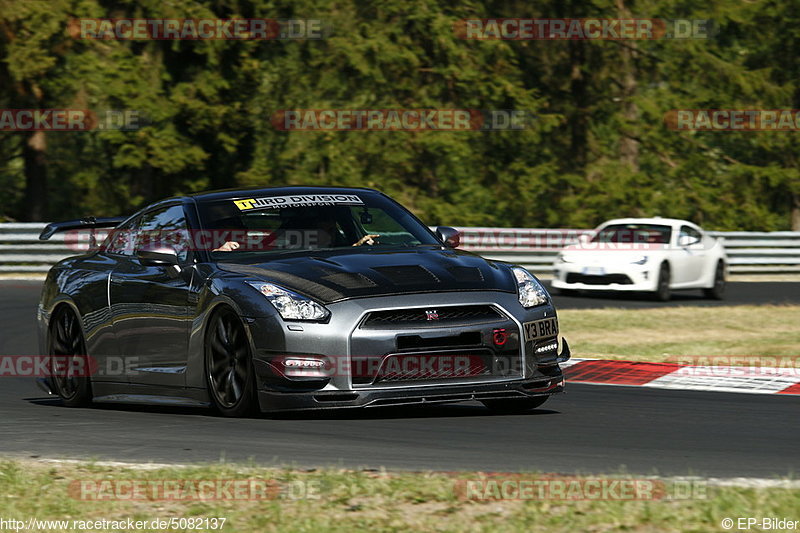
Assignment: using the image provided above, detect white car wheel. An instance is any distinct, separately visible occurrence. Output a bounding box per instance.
[703,261,726,300]
[654,263,671,301]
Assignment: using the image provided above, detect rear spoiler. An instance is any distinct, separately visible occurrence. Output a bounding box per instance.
[39,216,127,241]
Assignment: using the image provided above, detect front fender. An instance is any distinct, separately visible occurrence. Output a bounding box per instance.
[185,275,285,389]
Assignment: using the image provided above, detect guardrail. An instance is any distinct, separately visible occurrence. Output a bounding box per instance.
[454,227,800,275]
[1,223,799,275]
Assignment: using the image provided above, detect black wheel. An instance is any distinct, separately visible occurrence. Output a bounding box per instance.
[49,307,92,407]
[205,307,257,417]
[653,263,671,301]
[482,396,549,413]
[703,261,725,299]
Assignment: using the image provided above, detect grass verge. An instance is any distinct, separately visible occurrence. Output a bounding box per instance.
[1,460,798,533]
[559,305,800,361]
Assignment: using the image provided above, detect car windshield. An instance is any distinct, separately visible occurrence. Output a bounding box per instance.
[592,224,672,244]
[197,192,440,255]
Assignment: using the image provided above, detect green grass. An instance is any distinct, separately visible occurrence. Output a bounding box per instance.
[559,305,800,361]
[0,460,798,532]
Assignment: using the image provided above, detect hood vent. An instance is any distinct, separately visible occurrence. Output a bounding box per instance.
[320,271,377,290]
[247,267,345,302]
[447,266,484,282]
[371,265,440,285]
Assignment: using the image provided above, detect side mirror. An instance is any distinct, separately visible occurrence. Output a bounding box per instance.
[678,235,698,247]
[137,244,180,266]
[435,226,461,248]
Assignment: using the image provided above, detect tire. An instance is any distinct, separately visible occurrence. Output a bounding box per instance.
[205,307,258,417]
[653,263,671,301]
[482,396,549,413]
[703,261,726,299]
[49,307,92,407]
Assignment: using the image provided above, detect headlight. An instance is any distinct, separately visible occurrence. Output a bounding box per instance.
[511,267,549,308]
[631,256,648,265]
[246,282,330,321]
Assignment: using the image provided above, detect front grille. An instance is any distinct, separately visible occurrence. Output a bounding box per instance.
[352,344,521,386]
[566,273,633,285]
[373,349,493,384]
[361,305,504,329]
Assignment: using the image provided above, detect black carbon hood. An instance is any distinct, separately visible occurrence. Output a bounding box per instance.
[216,247,516,303]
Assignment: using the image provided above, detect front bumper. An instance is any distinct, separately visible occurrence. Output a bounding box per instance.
[246,291,569,412]
[552,263,657,291]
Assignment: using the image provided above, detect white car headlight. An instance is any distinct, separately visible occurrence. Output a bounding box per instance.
[246,282,330,321]
[631,256,648,265]
[511,267,549,308]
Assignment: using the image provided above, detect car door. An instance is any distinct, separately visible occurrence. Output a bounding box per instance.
[90,215,140,384]
[109,203,194,388]
[674,225,706,284]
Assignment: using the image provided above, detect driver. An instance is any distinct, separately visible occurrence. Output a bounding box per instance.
[213,210,379,251]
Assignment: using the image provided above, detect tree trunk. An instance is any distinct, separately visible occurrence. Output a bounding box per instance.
[792,193,800,231]
[22,131,48,222]
[569,40,588,169]
[616,0,640,171]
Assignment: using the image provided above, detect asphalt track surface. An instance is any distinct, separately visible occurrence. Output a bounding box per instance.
[1,281,798,477]
[543,280,800,309]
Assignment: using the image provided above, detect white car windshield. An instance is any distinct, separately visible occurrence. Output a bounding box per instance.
[592,224,672,244]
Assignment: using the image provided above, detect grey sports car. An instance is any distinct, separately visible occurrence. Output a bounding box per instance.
[37,186,570,416]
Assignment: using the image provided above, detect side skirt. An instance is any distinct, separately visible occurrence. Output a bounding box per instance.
[92,382,211,408]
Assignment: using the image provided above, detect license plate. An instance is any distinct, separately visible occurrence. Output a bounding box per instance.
[582,266,605,276]
[523,317,559,341]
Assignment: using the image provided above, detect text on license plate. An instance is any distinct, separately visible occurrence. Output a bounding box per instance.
[523,318,559,341]
[582,266,606,275]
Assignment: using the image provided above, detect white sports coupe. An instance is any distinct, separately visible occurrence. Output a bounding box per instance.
[551,218,727,301]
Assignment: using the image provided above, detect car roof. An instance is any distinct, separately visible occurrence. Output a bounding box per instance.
[182,185,383,202]
[599,217,699,228]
